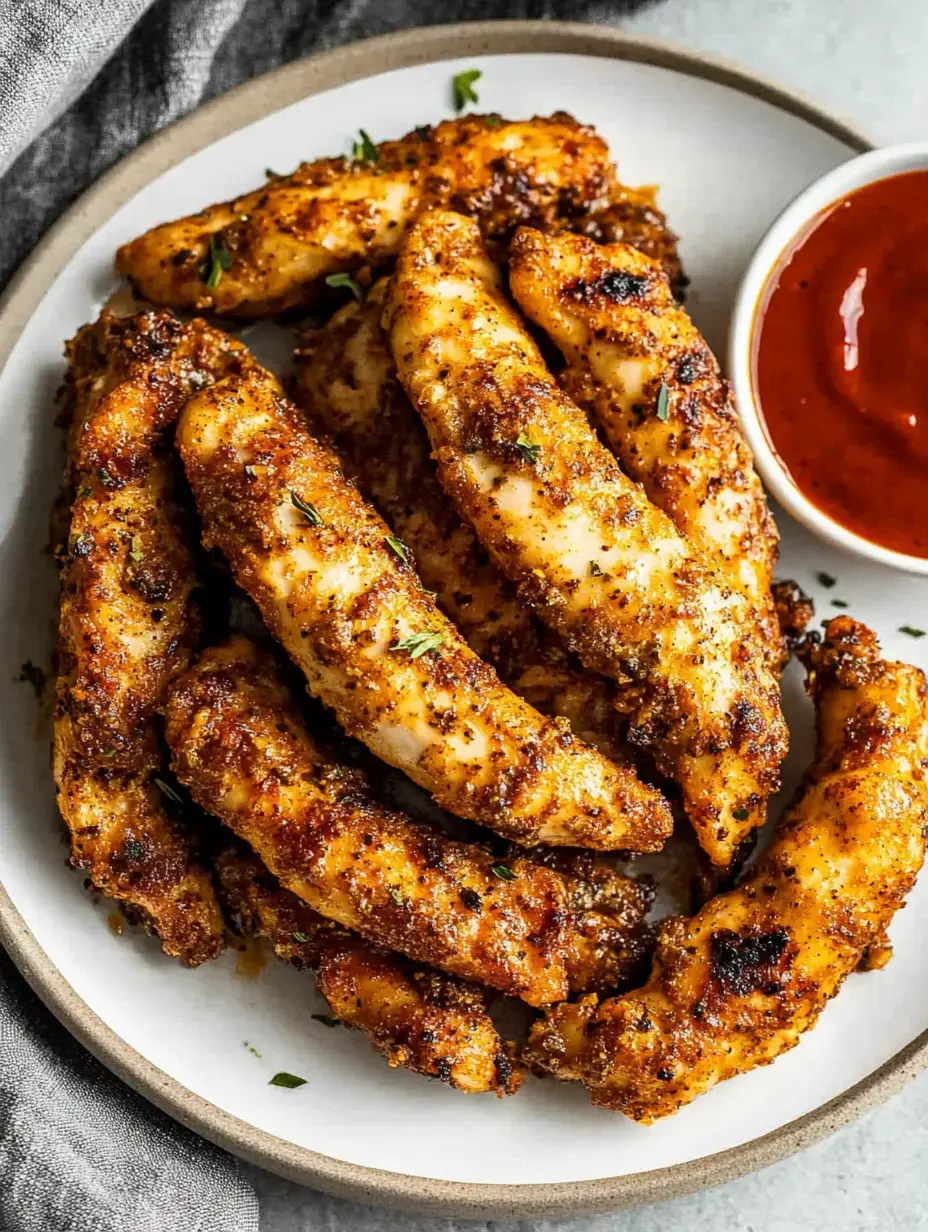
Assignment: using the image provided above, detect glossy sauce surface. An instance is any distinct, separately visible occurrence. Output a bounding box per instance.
[754,170,928,558]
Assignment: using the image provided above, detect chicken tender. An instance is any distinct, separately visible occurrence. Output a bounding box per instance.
[385,210,787,866]
[54,310,244,965]
[508,229,781,663]
[176,359,671,851]
[215,846,522,1094]
[292,279,631,764]
[164,638,651,1005]
[115,113,680,318]
[526,618,928,1120]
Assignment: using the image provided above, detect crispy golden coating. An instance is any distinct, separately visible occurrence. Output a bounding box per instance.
[215,846,522,1094]
[176,359,671,851]
[54,310,245,965]
[385,210,787,866]
[164,638,651,1005]
[115,113,679,318]
[292,280,631,764]
[508,229,782,663]
[526,618,928,1120]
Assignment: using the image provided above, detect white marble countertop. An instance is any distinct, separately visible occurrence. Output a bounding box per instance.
[251,2,928,1226]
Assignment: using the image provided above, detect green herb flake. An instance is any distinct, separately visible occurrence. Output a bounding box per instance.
[269,1072,307,1089]
[292,932,311,944]
[514,432,541,464]
[392,631,444,660]
[655,382,670,422]
[484,114,503,129]
[389,887,405,906]
[816,571,837,589]
[491,864,517,881]
[452,68,482,112]
[78,486,92,499]
[103,747,118,759]
[324,271,363,301]
[201,232,232,290]
[589,560,604,578]
[352,128,378,164]
[243,1041,261,1058]
[385,535,411,565]
[129,534,143,563]
[153,777,183,806]
[290,490,324,527]
[831,599,850,608]
[899,625,926,639]
[732,806,750,821]
[265,168,280,179]
[312,1013,341,1028]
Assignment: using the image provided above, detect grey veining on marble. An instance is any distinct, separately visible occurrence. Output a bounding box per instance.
[252,1,928,1226]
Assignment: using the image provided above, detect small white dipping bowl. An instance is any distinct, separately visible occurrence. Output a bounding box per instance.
[729,142,928,576]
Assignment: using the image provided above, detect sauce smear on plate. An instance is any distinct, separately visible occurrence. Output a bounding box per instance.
[753,170,928,559]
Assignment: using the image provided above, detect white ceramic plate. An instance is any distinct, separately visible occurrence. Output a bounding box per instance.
[1,22,925,1219]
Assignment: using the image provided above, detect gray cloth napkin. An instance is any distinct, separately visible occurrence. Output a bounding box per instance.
[0,2,656,1229]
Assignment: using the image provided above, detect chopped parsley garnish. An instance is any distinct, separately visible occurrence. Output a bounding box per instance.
[732,806,750,821]
[103,747,117,759]
[491,864,517,881]
[129,534,143,563]
[831,599,849,608]
[393,631,444,659]
[312,1013,340,1028]
[290,490,324,526]
[452,68,482,112]
[324,271,363,301]
[243,1041,261,1058]
[385,535,411,564]
[899,625,926,639]
[816,571,837,588]
[265,168,280,178]
[589,560,604,578]
[484,114,503,129]
[292,932,311,944]
[201,232,232,290]
[153,777,183,806]
[352,128,378,163]
[514,432,541,464]
[268,1072,307,1089]
[389,887,405,906]
[655,381,670,422]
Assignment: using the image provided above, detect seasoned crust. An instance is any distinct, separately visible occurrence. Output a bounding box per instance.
[54,310,245,965]
[292,280,635,767]
[175,358,672,851]
[385,210,787,866]
[115,113,681,317]
[526,618,928,1120]
[507,228,782,669]
[164,638,652,1006]
[215,846,523,1095]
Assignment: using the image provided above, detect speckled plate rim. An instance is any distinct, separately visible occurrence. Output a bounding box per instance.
[0,19,902,1220]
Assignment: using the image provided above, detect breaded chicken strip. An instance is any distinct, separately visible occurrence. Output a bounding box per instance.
[176,360,671,851]
[164,638,651,1005]
[215,846,522,1094]
[54,310,244,965]
[385,211,786,866]
[526,618,928,1120]
[292,279,630,763]
[115,113,680,317]
[508,230,781,662]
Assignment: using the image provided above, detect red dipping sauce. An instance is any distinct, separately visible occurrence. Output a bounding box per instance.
[753,170,928,559]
